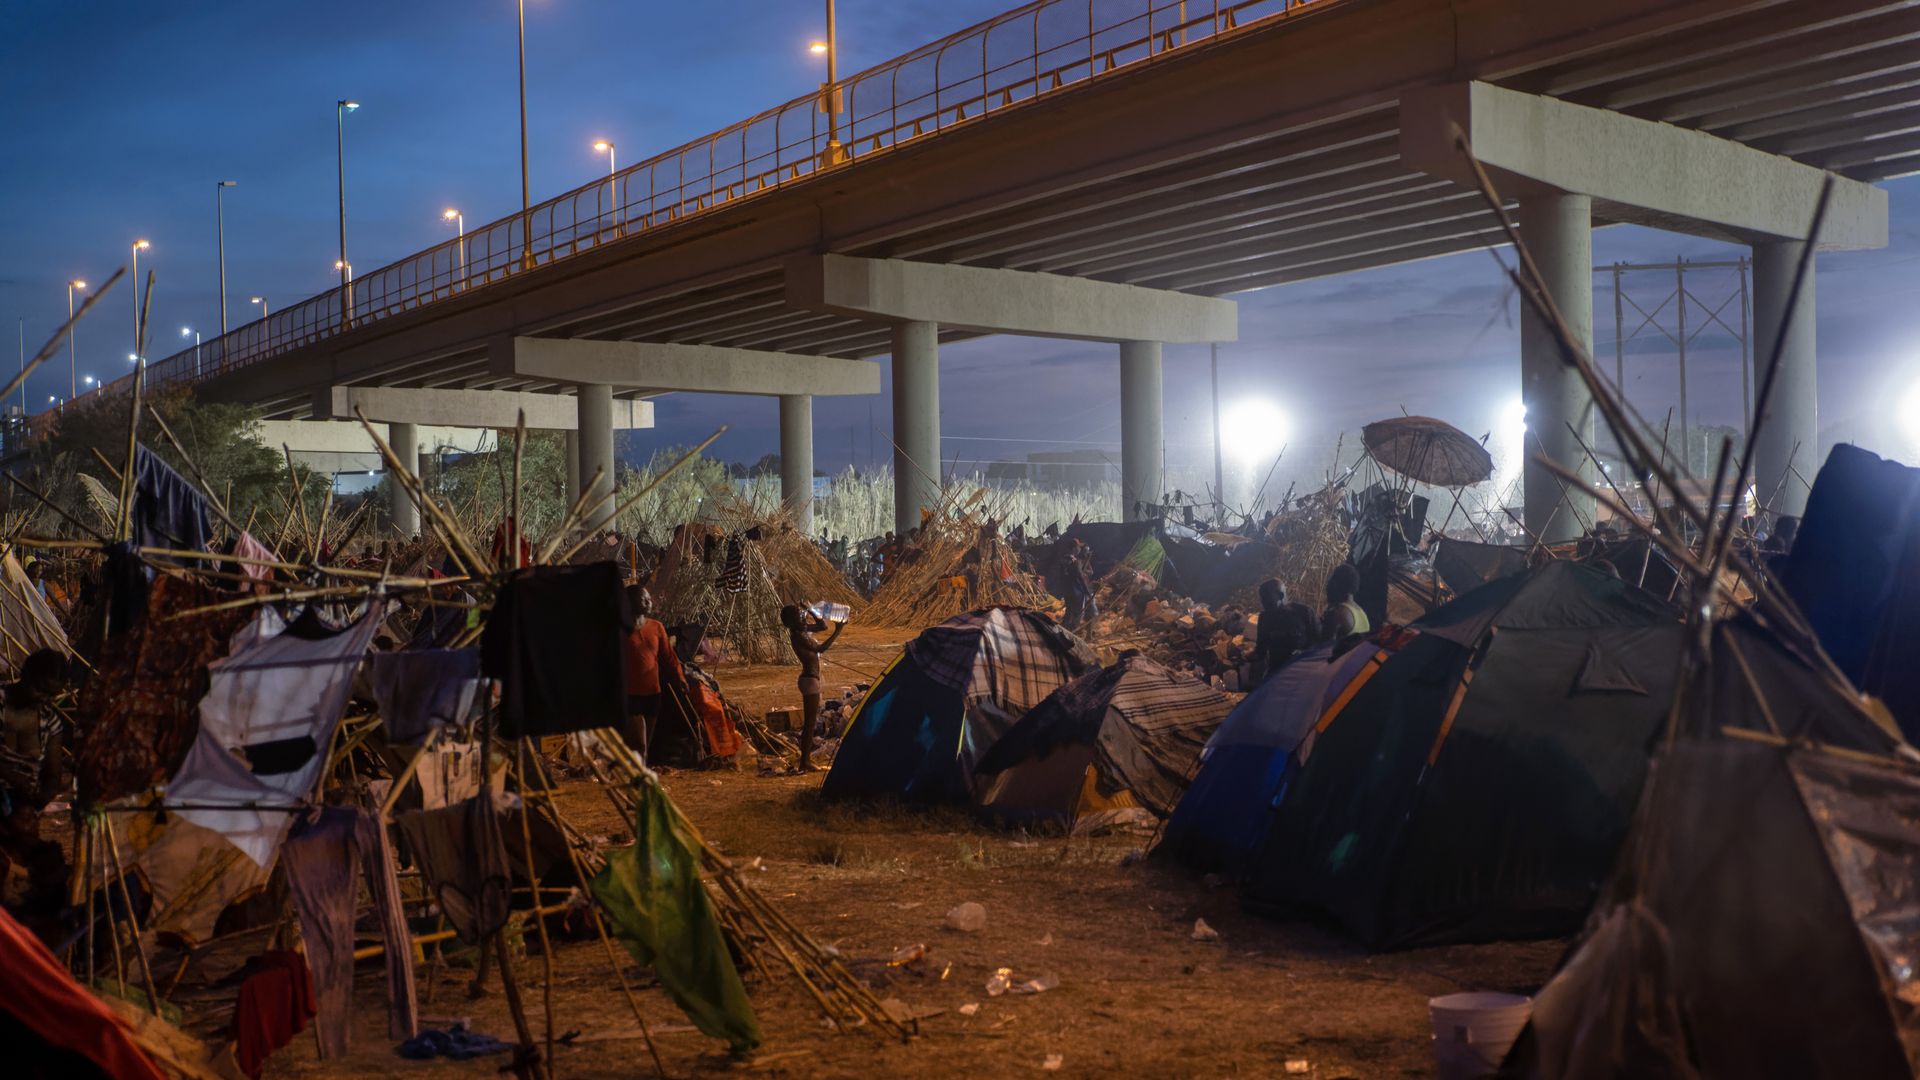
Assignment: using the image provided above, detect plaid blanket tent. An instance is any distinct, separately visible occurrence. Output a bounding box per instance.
[822,607,1096,804]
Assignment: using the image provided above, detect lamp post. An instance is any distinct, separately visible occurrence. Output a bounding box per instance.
[250,295,269,319]
[131,239,150,358]
[337,99,359,326]
[442,208,466,289]
[592,140,617,233]
[216,180,237,335]
[517,0,531,268]
[182,326,201,376]
[66,279,86,398]
[811,0,841,163]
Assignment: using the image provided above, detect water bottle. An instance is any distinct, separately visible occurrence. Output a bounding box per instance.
[810,601,851,624]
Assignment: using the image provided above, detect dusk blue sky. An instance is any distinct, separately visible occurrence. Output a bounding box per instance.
[5,0,1918,499]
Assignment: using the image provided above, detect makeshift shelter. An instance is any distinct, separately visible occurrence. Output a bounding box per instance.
[1506,615,1920,1079]
[973,653,1231,829]
[1247,560,1684,949]
[822,606,1096,803]
[0,903,169,1080]
[0,549,71,677]
[1780,442,1920,741]
[1156,641,1387,875]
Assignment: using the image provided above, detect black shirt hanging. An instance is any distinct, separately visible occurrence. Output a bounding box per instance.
[481,561,629,737]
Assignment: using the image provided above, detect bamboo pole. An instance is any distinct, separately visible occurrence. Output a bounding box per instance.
[556,429,726,565]
[145,405,243,535]
[0,266,125,406]
[101,815,164,1015]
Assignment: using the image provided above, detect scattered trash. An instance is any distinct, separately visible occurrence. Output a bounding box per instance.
[945,901,988,932]
[1043,1054,1064,1071]
[1284,1061,1312,1075]
[958,1002,980,1017]
[1192,918,1220,942]
[396,1024,510,1061]
[986,967,1014,996]
[1036,932,1053,946]
[888,944,927,967]
[939,962,953,980]
[1012,972,1058,994]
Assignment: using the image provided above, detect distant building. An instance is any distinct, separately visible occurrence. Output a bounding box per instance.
[985,449,1116,490]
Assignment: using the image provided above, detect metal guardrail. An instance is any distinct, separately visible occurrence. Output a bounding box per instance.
[38,0,1321,440]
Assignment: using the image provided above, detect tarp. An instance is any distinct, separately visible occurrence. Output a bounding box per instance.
[1249,561,1684,949]
[0,550,71,677]
[823,607,1095,803]
[591,780,761,1053]
[0,904,167,1079]
[1781,443,1920,741]
[974,654,1231,825]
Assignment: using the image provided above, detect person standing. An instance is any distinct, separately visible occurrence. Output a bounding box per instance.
[1251,579,1314,685]
[781,605,845,773]
[1320,563,1371,644]
[622,586,686,758]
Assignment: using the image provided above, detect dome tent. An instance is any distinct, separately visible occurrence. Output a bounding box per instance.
[1248,560,1684,949]
[821,606,1096,804]
[972,653,1232,829]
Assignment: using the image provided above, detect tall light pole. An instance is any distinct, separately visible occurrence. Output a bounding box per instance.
[216,180,237,334]
[250,295,270,319]
[130,239,150,360]
[810,0,841,162]
[182,326,201,376]
[592,140,616,233]
[66,279,86,398]
[442,208,466,287]
[517,0,531,268]
[336,100,359,325]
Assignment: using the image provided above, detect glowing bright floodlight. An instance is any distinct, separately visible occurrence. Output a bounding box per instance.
[808,41,829,55]
[1220,399,1291,465]
[1900,380,1920,456]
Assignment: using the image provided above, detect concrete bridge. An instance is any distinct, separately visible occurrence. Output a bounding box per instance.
[44,0,1913,540]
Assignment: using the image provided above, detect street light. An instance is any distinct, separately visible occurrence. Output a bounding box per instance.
[811,0,842,163]
[131,239,150,357]
[337,99,358,325]
[216,180,237,335]
[442,208,466,287]
[182,326,201,375]
[251,295,269,319]
[592,140,617,233]
[517,0,531,268]
[66,279,86,399]
[82,375,95,386]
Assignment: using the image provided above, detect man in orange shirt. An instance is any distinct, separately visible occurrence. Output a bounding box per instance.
[622,586,685,757]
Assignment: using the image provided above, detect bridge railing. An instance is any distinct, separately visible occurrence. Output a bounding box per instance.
[67,0,1317,426]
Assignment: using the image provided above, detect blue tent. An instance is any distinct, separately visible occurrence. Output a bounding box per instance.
[1156,641,1385,875]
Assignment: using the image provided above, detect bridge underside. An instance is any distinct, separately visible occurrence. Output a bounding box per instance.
[193,0,1919,423]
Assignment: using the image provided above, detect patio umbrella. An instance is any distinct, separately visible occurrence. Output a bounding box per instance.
[1362,416,1494,488]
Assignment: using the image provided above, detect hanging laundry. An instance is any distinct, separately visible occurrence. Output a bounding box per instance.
[229,531,277,581]
[74,574,253,805]
[480,563,628,738]
[130,445,213,565]
[369,648,484,744]
[414,741,494,810]
[167,609,380,866]
[394,794,512,946]
[592,780,761,1052]
[232,950,316,1080]
[715,533,748,593]
[281,808,416,1056]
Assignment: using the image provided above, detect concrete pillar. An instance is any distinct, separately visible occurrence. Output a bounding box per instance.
[1517,191,1595,544]
[779,394,815,534]
[1750,239,1817,521]
[891,321,940,535]
[387,422,420,538]
[1119,341,1165,521]
[564,429,581,510]
[577,384,616,532]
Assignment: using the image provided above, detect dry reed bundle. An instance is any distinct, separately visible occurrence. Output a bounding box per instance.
[861,488,1057,627]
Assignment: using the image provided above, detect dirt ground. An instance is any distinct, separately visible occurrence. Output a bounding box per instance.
[272,627,1562,1079]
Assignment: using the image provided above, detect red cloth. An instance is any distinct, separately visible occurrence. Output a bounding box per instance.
[624,619,684,696]
[688,678,742,759]
[0,905,166,1080]
[233,950,317,1079]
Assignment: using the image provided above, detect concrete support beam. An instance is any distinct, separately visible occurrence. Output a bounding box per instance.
[1119,342,1164,521]
[318,384,652,431]
[1518,192,1595,545]
[785,255,1237,343]
[780,394,815,534]
[1751,240,1818,521]
[253,420,493,459]
[1400,81,1888,249]
[578,384,616,533]
[490,337,881,397]
[892,321,941,536]
[388,423,420,538]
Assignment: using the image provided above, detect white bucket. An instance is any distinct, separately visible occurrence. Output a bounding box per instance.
[1428,991,1532,1080]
